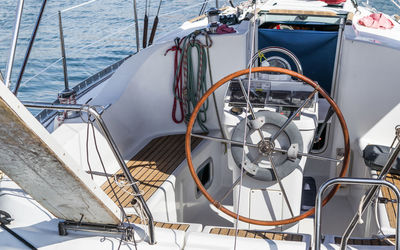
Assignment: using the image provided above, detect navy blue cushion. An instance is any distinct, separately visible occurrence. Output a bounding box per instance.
[258,29,338,94]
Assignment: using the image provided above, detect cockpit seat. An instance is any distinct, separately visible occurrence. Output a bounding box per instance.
[363,144,400,175]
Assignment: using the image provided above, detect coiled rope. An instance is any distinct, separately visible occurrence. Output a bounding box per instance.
[167,31,213,133]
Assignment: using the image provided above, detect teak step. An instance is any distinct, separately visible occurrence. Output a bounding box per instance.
[209,227,303,241]
[379,173,399,229]
[101,134,202,207]
[334,237,393,246]
[129,215,190,231]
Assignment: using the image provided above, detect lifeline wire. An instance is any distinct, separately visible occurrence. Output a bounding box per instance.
[61,0,98,13]
[20,57,62,86]
[0,0,203,45]
[234,1,258,249]
[17,0,210,88]
[20,22,134,87]
[158,0,211,18]
[392,0,400,9]
[0,0,102,44]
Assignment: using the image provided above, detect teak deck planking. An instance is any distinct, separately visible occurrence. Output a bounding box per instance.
[380,173,399,229]
[101,134,202,230]
[209,228,303,241]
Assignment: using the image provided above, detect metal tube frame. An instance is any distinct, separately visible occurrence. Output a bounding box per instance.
[22,101,155,245]
[340,138,400,247]
[5,0,25,89]
[314,177,400,250]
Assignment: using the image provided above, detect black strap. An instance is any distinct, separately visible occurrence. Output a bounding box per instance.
[0,224,37,249]
[0,211,37,250]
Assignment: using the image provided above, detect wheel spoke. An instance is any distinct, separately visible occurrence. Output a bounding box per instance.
[237,78,267,143]
[237,78,257,120]
[220,174,243,203]
[273,147,342,163]
[191,133,258,148]
[270,89,318,142]
[269,155,294,217]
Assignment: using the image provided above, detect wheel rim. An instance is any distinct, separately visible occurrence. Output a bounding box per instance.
[185,66,350,226]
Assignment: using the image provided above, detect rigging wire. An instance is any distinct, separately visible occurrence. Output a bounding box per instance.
[159,0,211,18]
[20,22,135,86]
[204,31,228,149]
[82,109,138,249]
[61,0,98,13]
[20,57,62,86]
[13,0,48,96]
[391,0,400,9]
[234,2,257,249]
[14,0,212,92]
[0,0,102,44]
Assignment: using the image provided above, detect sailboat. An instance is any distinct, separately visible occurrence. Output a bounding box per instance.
[1,0,400,249]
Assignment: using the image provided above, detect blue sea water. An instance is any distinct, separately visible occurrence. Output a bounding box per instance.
[0,0,397,106]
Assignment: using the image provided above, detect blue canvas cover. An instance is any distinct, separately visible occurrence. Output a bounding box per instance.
[258,29,338,93]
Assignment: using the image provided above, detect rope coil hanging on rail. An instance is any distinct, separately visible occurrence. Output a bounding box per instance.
[166,30,213,133]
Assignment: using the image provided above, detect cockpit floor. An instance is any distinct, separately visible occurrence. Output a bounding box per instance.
[101,134,202,206]
[99,134,202,230]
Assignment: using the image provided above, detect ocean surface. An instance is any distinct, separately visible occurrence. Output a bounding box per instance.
[0,0,397,109]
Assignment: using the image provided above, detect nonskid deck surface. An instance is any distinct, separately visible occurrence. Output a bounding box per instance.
[209,227,303,241]
[101,134,202,230]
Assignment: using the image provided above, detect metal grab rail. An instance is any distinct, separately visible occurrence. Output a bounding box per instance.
[314,178,400,250]
[22,101,155,245]
[340,139,400,247]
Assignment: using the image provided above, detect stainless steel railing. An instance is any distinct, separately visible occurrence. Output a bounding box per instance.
[22,101,156,245]
[314,177,400,250]
[340,136,400,248]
